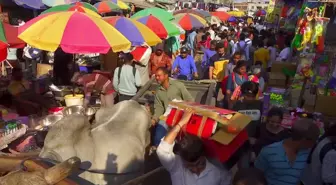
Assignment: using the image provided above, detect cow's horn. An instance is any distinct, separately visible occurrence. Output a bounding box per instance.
[44,156,81,184]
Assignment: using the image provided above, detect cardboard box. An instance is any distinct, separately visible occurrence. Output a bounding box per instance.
[315,95,336,117]
[271,62,297,73]
[268,72,287,88]
[161,101,252,145]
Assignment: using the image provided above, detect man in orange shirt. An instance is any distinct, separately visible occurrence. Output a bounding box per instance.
[149,44,172,76]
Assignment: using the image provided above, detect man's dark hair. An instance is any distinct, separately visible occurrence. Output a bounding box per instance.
[258,39,264,48]
[233,51,241,57]
[156,67,169,75]
[241,81,259,97]
[291,118,320,141]
[210,40,217,46]
[233,60,246,73]
[255,61,263,66]
[123,53,134,62]
[267,107,284,120]
[233,168,267,185]
[216,42,225,50]
[177,134,205,163]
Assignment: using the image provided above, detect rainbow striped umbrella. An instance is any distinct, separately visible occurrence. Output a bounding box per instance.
[94,1,120,14]
[104,16,161,46]
[109,0,129,10]
[41,2,99,17]
[133,15,180,39]
[42,0,79,7]
[174,13,207,31]
[18,12,131,54]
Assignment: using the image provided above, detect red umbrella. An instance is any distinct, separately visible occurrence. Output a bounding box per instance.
[0,23,25,48]
[211,12,231,21]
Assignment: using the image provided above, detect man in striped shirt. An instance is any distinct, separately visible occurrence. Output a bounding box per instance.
[254,119,320,185]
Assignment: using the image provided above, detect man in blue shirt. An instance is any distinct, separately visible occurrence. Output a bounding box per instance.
[172,47,198,81]
[255,119,320,185]
[186,29,197,57]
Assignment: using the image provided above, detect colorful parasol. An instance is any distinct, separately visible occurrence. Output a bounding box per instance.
[134,15,180,39]
[255,9,266,16]
[209,16,222,26]
[0,22,25,48]
[211,11,231,21]
[174,13,207,31]
[104,16,161,46]
[227,11,245,17]
[13,0,46,9]
[228,16,237,22]
[18,12,131,54]
[41,2,99,17]
[42,0,79,7]
[109,0,130,10]
[131,7,174,21]
[94,1,121,14]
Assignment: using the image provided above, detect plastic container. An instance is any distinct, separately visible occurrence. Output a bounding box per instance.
[64,94,84,107]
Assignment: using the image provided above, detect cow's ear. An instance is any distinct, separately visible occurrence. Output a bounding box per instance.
[44,157,81,184]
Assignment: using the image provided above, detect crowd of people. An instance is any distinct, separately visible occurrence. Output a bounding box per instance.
[1,16,335,185]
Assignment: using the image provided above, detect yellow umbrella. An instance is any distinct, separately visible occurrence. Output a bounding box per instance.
[18,11,131,53]
[227,11,245,17]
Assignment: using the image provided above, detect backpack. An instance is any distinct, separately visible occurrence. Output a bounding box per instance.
[117,65,137,86]
[221,72,248,94]
[307,134,336,185]
[237,41,248,60]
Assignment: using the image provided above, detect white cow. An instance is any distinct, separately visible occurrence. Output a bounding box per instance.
[39,100,151,185]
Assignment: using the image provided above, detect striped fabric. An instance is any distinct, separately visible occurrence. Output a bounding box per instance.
[254,141,310,185]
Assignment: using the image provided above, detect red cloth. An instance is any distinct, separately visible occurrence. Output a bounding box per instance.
[211,12,231,21]
[131,46,148,61]
[0,42,8,62]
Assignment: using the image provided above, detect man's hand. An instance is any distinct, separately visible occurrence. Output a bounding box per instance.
[178,108,194,127]
[194,72,199,79]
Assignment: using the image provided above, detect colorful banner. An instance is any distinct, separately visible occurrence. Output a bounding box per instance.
[266,0,284,24]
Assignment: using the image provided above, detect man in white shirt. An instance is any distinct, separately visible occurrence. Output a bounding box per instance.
[277,40,291,62]
[208,25,216,40]
[113,53,142,101]
[157,109,231,185]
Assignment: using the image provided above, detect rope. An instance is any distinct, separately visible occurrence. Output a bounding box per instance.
[120,166,165,185]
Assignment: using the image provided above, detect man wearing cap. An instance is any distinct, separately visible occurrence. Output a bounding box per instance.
[255,119,320,185]
[149,44,172,76]
[172,47,198,81]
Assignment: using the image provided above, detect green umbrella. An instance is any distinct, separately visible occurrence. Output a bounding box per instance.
[131,7,174,21]
[41,2,98,14]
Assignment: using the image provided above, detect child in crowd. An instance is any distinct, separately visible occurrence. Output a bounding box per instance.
[225,52,242,77]
[233,81,263,139]
[249,64,265,97]
[254,107,291,155]
[226,60,248,103]
[232,168,267,185]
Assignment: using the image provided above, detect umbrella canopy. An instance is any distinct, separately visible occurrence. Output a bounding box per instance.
[211,11,231,21]
[131,8,174,21]
[104,16,161,46]
[255,9,266,16]
[216,7,230,12]
[196,10,211,18]
[18,12,131,54]
[209,16,222,26]
[109,0,130,10]
[42,3,100,17]
[227,11,245,17]
[171,22,185,35]
[42,2,98,14]
[13,0,46,9]
[0,22,25,48]
[42,0,79,7]
[94,1,121,14]
[134,15,180,39]
[174,13,207,31]
[228,16,237,22]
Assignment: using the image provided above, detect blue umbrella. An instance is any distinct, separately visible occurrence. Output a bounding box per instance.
[228,16,237,22]
[13,0,47,9]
